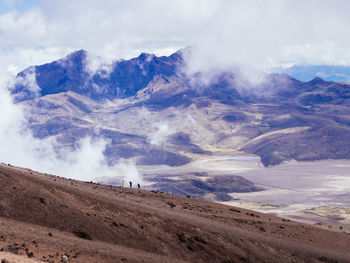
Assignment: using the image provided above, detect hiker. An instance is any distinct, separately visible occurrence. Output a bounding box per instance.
[129,181,132,188]
[137,183,140,190]
[121,180,124,187]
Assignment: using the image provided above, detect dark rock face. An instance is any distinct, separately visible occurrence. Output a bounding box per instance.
[36,50,89,98]
[11,50,183,102]
[9,49,350,167]
[151,174,262,201]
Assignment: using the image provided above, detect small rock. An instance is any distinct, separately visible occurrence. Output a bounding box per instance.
[193,236,207,244]
[187,245,194,251]
[167,202,176,208]
[32,240,38,248]
[1,244,19,255]
[177,233,186,243]
[72,230,92,240]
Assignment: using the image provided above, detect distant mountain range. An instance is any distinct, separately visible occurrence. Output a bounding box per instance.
[272,65,350,82]
[9,49,350,167]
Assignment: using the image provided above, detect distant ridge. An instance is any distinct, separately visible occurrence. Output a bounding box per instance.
[272,64,350,82]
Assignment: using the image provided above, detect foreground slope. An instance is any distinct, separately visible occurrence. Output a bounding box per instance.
[0,164,350,263]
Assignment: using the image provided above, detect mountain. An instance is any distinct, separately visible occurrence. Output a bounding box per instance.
[1,163,350,263]
[9,50,350,171]
[272,65,350,82]
[11,49,183,102]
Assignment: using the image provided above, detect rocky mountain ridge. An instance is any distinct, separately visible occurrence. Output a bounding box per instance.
[9,49,350,167]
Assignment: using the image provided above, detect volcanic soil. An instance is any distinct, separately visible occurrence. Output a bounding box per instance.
[0,163,350,263]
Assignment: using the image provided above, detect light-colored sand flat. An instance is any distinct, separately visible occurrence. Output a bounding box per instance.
[0,252,42,263]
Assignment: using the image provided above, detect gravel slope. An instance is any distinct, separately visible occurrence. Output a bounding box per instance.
[0,163,350,263]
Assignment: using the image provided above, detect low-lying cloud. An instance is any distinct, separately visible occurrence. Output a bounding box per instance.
[0,75,143,183]
[84,52,115,79]
[110,159,142,186]
[148,122,175,147]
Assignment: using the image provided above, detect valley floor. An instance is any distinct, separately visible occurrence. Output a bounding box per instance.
[139,154,350,231]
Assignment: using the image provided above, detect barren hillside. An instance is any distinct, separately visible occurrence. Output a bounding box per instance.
[0,163,350,263]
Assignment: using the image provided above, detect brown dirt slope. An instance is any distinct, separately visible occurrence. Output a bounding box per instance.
[0,163,349,263]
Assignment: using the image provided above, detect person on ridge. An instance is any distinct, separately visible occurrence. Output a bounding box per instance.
[137,183,140,190]
[121,180,124,187]
[129,181,132,188]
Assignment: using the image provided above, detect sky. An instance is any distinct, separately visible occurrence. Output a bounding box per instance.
[0,0,349,180]
[1,0,350,80]
[0,0,37,14]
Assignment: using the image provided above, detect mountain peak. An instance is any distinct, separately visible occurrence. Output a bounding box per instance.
[138,52,155,62]
[68,49,87,56]
[307,77,327,84]
[64,49,88,62]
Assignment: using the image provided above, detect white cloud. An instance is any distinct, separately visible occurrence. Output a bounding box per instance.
[1,0,350,74]
[60,137,109,181]
[84,52,115,78]
[0,76,143,182]
[10,66,40,101]
[148,123,175,147]
[111,159,142,185]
